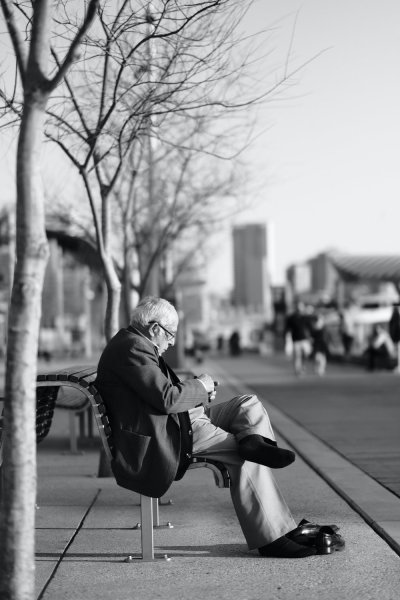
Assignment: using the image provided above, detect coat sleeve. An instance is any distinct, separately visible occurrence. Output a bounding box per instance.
[104,334,209,414]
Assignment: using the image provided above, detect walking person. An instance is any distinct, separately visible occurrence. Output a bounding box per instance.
[229,330,241,356]
[365,324,394,371]
[339,306,355,359]
[388,305,400,372]
[284,301,312,376]
[310,313,328,376]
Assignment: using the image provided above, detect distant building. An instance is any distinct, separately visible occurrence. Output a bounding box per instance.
[309,252,337,296]
[179,276,209,332]
[0,210,105,357]
[286,251,400,308]
[232,223,274,320]
[285,262,312,308]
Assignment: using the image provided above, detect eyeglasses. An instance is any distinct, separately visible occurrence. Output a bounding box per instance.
[149,321,176,342]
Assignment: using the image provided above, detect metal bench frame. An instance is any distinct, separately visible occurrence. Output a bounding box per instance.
[36,367,97,453]
[34,366,231,561]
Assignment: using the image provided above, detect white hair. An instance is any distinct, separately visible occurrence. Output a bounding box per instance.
[130,296,178,328]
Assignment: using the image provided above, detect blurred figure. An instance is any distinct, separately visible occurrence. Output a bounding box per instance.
[216,334,225,354]
[388,305,400,372]
[339,306,355,359]
[365,324,395,371]
[229,330,241,356]
[310,314,328,376]
[284,301,311,376]
[193,342,204,364]
[258,327,273,357]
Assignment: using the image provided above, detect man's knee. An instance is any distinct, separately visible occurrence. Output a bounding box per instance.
[231,394,259,406]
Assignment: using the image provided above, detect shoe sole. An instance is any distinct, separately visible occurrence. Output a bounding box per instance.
[317,542,345,555]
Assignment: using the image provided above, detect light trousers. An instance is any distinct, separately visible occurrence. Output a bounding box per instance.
[189,395,296,550]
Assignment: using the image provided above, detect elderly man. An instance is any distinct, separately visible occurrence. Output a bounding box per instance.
[96,296,343,558]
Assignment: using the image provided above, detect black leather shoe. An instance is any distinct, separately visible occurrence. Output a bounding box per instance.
[298,518,340,534]
[258,536,316,558]
[287,522,340,547]
[238,435,296,469]
[315,527,345,554]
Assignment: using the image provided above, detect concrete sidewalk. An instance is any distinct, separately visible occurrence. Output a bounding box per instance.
[204,353,400,554]
[33,353,400,599]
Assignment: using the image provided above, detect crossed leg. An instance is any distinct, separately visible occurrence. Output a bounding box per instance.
[189,395,296,550]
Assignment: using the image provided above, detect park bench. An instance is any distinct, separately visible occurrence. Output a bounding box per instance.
[0,365,231,561]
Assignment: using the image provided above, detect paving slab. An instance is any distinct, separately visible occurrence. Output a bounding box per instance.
[36,506,92,529]
[35,561,59,599]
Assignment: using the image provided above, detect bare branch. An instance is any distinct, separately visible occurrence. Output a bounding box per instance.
[0,0,27,81]
[49,48,92,140]
[47,0,100,92]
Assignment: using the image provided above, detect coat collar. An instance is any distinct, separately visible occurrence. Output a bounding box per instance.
[127,325,159,356]
[126,325,180,382]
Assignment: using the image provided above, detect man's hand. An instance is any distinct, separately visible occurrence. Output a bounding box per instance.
[196,373,214,393]
[208,389,217,402]
[197,375,219,403]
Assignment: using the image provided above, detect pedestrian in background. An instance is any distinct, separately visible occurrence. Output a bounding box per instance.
[339,306,355,359]
[310,313,329,376]
[365,324,394,371]
[284,301,311,376]
[388,305,400,372]
[216,334,225,354]
[229,330,241,356]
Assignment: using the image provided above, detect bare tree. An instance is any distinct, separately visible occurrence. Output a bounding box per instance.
[39,0,305,333]
[111,113,247,322]
[1,2,322,341]
[0,2,99,599]
[39,0,262,340]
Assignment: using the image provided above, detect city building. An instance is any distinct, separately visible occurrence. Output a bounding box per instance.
[286,250,400,309]
[0,209,105,357]
[232,223,274,321]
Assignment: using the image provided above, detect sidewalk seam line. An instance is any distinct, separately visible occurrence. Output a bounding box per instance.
[36,488,101,600]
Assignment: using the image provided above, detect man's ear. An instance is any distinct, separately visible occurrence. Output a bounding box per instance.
[148,322,158,338]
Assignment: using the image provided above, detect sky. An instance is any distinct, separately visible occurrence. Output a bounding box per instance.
[2,1,400,292]
[207,0,400,290]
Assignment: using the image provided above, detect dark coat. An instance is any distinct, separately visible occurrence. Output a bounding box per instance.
[284,311,309,342]
[95,326,208,498]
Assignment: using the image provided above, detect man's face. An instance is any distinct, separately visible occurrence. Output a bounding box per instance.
[150,315,179,355]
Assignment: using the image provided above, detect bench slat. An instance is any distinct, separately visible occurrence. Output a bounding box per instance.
[37,366,96,381]
[68,368,97,386]
[37,367,91,382]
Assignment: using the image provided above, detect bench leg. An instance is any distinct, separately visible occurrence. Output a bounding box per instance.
[141,495,154,561]
[68,412,78,454]
[126,496,171,562]
[153,498,173,529]
[153,497,159,527]
[78,412,85,439]
[87,406,94,438]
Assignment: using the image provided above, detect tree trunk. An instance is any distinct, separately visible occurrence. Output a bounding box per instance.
[0,95,49,599]
[121,262,132,328]
[96,259,121,478]
[102,256,122,343]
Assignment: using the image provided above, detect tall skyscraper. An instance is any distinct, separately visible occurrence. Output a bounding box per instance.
[232,223,274,319]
